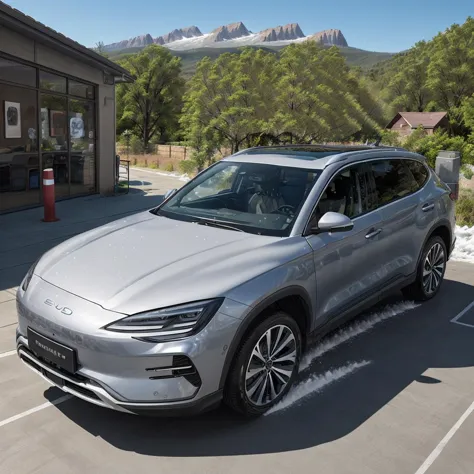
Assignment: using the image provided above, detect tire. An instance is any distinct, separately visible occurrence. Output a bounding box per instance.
[402,235,447,302]
[224,311,302,417]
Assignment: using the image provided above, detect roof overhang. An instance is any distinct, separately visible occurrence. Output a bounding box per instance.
[0,2,134,82]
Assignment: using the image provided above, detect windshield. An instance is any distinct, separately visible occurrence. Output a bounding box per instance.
[153,161,320,236]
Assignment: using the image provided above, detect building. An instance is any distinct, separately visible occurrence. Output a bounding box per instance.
[0,1,133,213]
[386,112,449,138]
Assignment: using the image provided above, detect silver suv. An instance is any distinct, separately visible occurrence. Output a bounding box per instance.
[16,145,456,417]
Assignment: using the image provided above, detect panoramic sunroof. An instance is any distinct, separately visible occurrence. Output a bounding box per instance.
[239,145,372,160]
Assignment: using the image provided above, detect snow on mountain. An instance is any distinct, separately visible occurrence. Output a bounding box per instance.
[102,23,349,52]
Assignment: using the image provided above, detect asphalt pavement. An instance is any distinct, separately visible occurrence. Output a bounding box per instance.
[1,169,474,474]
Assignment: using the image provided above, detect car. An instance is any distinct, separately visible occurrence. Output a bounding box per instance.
[15,144,456,417]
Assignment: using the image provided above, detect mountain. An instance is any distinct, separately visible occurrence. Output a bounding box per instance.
[101,21,350,52]
[259,23,305,42]
[209,22,250,42]
[308,29,348,47]
[154,26,202,45]
[109,44,394,79]
[103,33,153,52]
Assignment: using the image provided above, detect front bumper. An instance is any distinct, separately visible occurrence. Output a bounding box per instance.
[16,276,245,415]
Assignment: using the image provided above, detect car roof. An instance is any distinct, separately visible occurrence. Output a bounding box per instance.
[223,144,423,170]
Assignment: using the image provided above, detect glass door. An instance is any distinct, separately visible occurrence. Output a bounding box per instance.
[40,93,69,198]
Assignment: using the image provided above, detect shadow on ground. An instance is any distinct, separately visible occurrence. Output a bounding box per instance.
[49,277,474,457]
[128,180,152,187]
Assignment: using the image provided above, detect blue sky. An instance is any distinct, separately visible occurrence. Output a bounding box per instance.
[5,0,473,52]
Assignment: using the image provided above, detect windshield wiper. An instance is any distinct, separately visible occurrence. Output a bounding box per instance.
[192,218,244,233]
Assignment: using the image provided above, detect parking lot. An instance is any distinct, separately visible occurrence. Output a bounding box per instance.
[0,259,473,474]
[1,168,474,474]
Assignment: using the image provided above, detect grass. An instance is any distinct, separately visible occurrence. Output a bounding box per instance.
[457,189,474,226]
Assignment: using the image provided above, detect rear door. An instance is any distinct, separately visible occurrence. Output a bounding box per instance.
[305,163,386,324]
[370,158,433,281]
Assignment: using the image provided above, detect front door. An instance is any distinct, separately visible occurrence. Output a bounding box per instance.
[305,163,386,324]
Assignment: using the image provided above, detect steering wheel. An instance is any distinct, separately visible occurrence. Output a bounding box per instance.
[272,205,295,215]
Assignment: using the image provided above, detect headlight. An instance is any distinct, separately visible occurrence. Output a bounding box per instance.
[21,259,40,292]
[104,299,223,342]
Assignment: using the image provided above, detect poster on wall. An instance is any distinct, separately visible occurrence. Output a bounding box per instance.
[49,110,66,137]
[40,108,50,139]
[4,101,21,138]
[70,113,85,139]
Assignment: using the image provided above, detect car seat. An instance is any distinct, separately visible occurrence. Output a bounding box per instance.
[247,172,285,214]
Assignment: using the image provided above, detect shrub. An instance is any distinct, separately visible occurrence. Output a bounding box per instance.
[149,162,159,169]
[462,164,474,180]
[380,130,402,147]
[404,130,472,168]
[179,160,197,175]
[456,189,474,226]
[129,135,143,154]
[164,163,174,172]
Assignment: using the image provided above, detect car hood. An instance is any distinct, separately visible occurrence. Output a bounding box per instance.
[36,212,305,314]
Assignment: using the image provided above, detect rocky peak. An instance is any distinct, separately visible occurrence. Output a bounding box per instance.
[103,34,153,52]
[210,22,250,42]
[259,23,305,42]
[154,26,202,45]
[308,29,348,47]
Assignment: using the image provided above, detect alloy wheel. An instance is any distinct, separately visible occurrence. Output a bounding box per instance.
[422,242,445,295]
[244,324,297,406]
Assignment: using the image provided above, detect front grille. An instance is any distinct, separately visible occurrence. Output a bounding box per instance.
[19,345,102,402]
[19,345,86,382]
[146,355,202,388]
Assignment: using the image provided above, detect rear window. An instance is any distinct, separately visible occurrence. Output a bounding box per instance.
[371,160,419,206]
[405,159,429,188]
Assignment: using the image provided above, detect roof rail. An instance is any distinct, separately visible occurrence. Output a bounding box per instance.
[324,146,409,166]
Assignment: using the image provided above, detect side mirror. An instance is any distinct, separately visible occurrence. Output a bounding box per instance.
[164,188,177,200]
[315,212,354,234]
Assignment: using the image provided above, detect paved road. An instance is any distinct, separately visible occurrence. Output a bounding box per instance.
[0,261,473,474]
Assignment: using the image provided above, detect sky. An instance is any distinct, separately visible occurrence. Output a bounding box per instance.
[4,0,473,53]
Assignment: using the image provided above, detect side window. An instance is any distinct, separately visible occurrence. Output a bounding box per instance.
[356,164,378,213]
[406,160,429,189]
[371,160,419,207]
[311,164,368,226]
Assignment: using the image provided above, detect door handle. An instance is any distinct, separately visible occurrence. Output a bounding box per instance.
[365,228,382,239]
[422,203,435,212]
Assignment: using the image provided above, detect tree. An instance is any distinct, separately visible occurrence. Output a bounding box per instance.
[94,41,109,58]
[116,45,184,150]
[273,43,378,142]
[462,94,474,132]
[182,48,277,155]
[383,42,431,113]
[426,17,474,131]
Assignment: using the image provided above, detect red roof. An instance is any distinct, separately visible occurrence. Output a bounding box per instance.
[387,112,448,129]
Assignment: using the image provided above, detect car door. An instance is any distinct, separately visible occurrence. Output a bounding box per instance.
[305,162,386,324]
[370,158,431,281]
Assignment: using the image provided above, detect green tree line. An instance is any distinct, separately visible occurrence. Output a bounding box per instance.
[115,17,474,171]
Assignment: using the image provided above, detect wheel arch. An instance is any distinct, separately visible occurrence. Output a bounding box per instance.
[218,286,313,389]
[419,219,452,266]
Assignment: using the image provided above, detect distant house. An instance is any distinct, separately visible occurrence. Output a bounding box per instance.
[386,112,449,137]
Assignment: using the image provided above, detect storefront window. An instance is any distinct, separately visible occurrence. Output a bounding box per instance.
[40,94,69,197]
[69,80,95,100]
[69,99,96,195]
[39,71,66,94]
[0,57,36,87]
[0,57,98,212]
[0,84,39,211]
